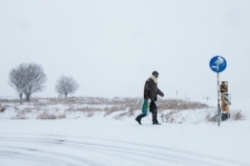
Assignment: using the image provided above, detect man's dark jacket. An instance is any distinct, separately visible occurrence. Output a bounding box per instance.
[144,77,164,101]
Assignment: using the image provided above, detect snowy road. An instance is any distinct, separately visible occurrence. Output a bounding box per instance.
[0,134,246,166]
[1,120,250,166]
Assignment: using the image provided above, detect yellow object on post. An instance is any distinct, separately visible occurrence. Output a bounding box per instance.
[220,81,231,120]
[220,81,228,93]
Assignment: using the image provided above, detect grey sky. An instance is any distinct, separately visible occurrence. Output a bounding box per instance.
[0,0,250,99]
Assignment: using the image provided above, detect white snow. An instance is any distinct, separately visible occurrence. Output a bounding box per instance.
[0,98,250,166]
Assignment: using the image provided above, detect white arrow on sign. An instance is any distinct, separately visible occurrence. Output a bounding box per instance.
[212,57,225,71]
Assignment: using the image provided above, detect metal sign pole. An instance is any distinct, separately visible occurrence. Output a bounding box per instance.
[210,55,227,127]
[217,73,221,126]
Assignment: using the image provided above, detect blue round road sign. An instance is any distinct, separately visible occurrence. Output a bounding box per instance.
[209,56,227,73]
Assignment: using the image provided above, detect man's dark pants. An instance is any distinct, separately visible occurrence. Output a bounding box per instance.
[150,101,158,124]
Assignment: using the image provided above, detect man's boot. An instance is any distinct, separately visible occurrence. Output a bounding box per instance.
[135,114,146,125]
[153,119,161,125]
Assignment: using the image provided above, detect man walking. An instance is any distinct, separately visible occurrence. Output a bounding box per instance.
[135,71,164,125]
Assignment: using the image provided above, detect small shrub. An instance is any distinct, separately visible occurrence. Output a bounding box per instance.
[12,117,27,120]
[232,110,245,120]
[104,106,119,116]
[114,112,128,119]
[57,114,66,119]
[37,111,66,119]
[161,111,175,123]
[66,106,102,113]
[33,102,47,107]
[0,107,6,113]
[128,106,135,117]
[37,112,57,119]
[21,107,33,113]
[86,111,94,117]
[206,112,211,120]
[104,105,126,117]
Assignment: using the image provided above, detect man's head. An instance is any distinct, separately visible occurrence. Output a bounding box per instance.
[152,71,159,78]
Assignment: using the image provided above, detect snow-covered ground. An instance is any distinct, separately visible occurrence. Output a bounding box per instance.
[0,97,248,124]
[0,97,250,166]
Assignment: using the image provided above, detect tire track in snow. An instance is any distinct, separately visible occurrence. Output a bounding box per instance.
[0,147,106,166]
[0,133,248,166]
[0,134,106,166]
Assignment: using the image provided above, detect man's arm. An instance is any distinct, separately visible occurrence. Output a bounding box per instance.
[144,79,152,100]
[157,88,164,97]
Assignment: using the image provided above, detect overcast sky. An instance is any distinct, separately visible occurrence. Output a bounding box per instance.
[1,0,250,100]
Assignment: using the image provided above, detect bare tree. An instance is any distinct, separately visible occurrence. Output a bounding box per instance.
[23,63,47,102]
[55,75,79,98]
[9,64,27,104]
[9,63,47,103]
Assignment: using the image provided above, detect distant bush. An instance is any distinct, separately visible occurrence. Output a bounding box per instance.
[157,99,209,111]
[37,112,66,119]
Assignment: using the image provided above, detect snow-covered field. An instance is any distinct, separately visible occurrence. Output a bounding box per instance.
[0,97,250,166]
